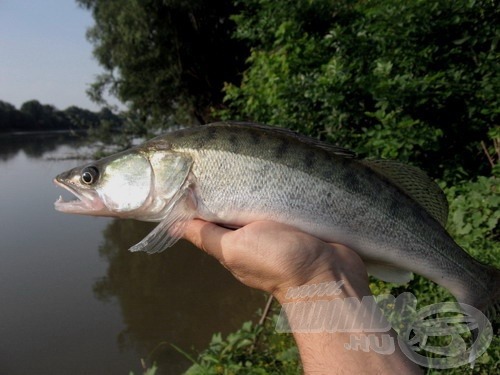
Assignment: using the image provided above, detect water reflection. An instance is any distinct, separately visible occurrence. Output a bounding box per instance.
[0,132,84,161]
[94,219,266,373]
[0,132,266,374]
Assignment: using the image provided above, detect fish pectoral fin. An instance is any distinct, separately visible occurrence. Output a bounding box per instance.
[365,262,414,284]
[129,188,195,254]
[129,210,193,254]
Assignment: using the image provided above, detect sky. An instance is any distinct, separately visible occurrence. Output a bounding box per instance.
[0,0,120,112]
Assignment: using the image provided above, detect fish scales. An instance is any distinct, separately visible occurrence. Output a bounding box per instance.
[54,122,500,321]
[169,126,491,301]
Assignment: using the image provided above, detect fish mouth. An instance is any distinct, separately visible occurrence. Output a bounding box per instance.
[53,178,105,214]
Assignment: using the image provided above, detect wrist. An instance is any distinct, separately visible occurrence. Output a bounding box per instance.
[272,259,371,305]
[272,271,346,304]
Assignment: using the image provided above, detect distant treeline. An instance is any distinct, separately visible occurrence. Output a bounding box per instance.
[0,99,123,133]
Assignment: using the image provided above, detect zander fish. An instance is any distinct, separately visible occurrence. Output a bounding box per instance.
[54,122,500,319]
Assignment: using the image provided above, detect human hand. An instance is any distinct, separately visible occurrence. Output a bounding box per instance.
[182,219,371,301]
[182,219,423,374]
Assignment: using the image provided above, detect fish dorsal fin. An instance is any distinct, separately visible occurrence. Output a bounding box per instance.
[219,121,357,158]
[361,159,449,227]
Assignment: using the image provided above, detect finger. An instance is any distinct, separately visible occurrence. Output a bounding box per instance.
[182,219,232,261]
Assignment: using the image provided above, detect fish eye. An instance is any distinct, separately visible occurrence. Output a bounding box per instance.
[81,166,99,185]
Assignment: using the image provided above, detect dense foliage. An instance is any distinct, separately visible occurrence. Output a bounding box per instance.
[183,318,299,375]
[76,0,248,125]
[220,0,499,181]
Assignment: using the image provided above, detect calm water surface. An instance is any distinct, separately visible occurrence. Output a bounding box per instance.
[0,133,265,375]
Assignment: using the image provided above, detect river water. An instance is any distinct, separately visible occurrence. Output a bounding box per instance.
[0,133,265,375]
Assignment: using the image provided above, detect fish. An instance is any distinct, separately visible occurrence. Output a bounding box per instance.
[54,121,500,320]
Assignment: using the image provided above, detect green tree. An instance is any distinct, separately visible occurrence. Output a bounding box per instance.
[0,101,19,132]
[77,0,248,126]
[64,105,100,129]
[221,0,499,181]
[20,100,74,131]
[19,100,46,130]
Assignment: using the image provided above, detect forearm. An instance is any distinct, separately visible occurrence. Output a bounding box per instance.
[291,330,420,374]
[273,270,423,374]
